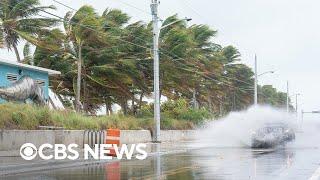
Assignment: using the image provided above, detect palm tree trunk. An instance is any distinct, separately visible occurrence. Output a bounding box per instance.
[131,97,135,115]
[83,77,87,113]
[121,99,128,115]
[208,96,213,113]
[76,44,82,112]
[105,98,113,116]
[13,44,21,62]
[138,91,144,110]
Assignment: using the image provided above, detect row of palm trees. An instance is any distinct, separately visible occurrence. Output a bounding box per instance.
[0,0,288,115]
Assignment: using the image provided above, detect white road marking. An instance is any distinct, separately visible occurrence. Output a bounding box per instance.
[309,166,320,180]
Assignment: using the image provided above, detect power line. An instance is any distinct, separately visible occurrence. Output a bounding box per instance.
[110,0,152,16]
[48,0,204,67]
[221,73,254,86]
[158,51,254,93]
[0,1,152,56]
[175,1,255,87]
[49,0,154,49]
[177,0,210,25]
[37,12,152,50]
[158,47,255,91]
[1,1,256,94]
[52,0,77,11]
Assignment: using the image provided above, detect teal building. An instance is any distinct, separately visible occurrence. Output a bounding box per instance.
[0,59,61,102]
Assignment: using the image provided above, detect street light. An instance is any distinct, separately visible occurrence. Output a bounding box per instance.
[151,0,192,142]
[254,55,274,105]
[160,18,192,30]
[258,71,275,77]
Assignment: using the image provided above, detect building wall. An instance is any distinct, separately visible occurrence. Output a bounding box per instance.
[0,64,49,102]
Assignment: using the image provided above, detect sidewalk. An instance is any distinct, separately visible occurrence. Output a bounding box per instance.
[0,141,192,176]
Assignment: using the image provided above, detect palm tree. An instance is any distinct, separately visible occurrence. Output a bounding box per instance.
[0,0,57,62]
[64,6,103,112]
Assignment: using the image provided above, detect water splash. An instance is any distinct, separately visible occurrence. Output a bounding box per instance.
[194,105,297,148]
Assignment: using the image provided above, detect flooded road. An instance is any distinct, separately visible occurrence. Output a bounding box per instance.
[4,142,320,180]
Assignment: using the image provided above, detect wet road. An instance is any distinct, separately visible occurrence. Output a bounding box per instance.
[3,140,320,180]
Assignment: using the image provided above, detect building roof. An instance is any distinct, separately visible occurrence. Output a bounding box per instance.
[0,59,61,76]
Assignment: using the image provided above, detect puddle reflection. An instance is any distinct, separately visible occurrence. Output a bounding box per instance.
[4,146,320,180]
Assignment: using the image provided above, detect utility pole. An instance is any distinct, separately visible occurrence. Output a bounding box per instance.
[151,0,160,142]
[301,109,304,124]
[286,81,289,113]
[295,94,298,114]
[254,55,258,105]
[295,93,300,117]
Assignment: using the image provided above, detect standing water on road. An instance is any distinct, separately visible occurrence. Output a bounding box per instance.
[187,105,320,180]
[4,106,320,180]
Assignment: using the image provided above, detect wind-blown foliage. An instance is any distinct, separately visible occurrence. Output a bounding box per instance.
[0,3,290,116]
[0,0,58,62]
[32,6,258,115]
[258,85,292,109]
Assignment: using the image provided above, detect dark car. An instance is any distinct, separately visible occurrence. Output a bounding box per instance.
[251,123,295,148]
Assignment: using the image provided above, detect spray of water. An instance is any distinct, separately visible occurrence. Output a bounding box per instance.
[189,105,320,179]
[194,105,298,148]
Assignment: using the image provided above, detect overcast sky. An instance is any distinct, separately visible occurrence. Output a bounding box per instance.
[1,0,319,111]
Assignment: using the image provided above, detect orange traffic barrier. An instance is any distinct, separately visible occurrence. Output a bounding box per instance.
[105,129,120,157]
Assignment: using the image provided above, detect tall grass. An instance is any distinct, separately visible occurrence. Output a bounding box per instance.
[0,103,198,130]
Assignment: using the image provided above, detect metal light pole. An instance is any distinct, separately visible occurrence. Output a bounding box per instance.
[295,93,301,117]
[151,0,191,142]
[301,109,304,128]
[286,81,289,113]
[253,55,274,105]
[254,55,258,105]
[151,0,161,142]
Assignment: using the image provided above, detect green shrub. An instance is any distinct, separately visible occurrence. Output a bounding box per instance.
[139,98,212,126]
[177,108,211,124]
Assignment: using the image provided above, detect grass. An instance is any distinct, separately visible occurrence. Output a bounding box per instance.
[0,103,200,130]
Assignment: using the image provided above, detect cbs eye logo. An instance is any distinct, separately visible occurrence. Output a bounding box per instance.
[20,143,37,160]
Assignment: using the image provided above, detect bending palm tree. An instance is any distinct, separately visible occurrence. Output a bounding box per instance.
[0,0,57,62]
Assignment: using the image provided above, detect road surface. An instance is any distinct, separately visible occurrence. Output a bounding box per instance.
[3,138,320,180]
